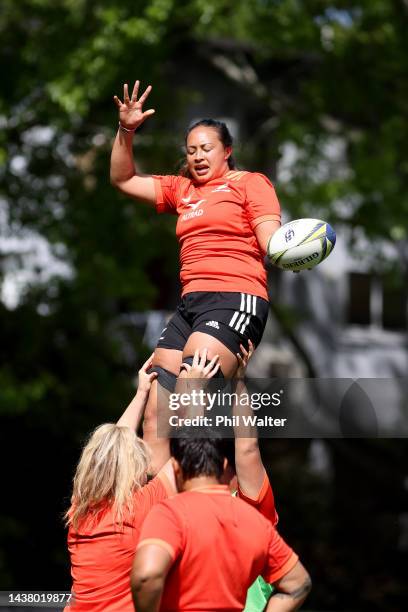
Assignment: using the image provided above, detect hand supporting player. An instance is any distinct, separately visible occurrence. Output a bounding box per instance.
[116,353,157,429]
[235,340,254,378]
[113,80,155,131]
[137,353,158,393]
[176,349,219,419]
[180,348,220,380]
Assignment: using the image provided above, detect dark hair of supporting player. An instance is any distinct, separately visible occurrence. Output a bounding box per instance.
[170,429,235,480]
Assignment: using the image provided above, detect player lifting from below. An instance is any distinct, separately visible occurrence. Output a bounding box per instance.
[235,341,279,611]
[131,432,311,612]
[110,80,281,472]
[181,344,292,611]
[64,356,177,612]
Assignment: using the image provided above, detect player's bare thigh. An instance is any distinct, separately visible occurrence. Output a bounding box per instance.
[152,347,183,374]
[182,332,238,378]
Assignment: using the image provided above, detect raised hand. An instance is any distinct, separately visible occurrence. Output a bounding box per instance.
[116,353,157,429]
[236,340,254,378]
[113,80,155,131]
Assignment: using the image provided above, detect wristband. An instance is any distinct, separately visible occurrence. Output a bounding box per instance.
[118,122,136,133]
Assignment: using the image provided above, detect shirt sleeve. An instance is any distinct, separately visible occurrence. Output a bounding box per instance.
[128,476,170,530]
[237,472,279,527]
[243,173,281,229]
[137,501,184,561]
[152,175,184,214]
[139,476,169,512]
[261,522,299,584]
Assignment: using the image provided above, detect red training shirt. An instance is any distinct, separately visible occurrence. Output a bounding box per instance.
[66,474,172,612]
[153,170,281,300]
[137,484,298,611]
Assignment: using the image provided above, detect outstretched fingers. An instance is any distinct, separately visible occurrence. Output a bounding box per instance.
[123,83,131,103]
[239,343,248,360]
[192,348,200,369]
[203,354,220,378]
[113,95,123,108]
[131,80,140,102]
[114,81,155,131]
[239,340,254,360]
[138,84,152,105]
[236,339,255,373]
[198,347,208,369]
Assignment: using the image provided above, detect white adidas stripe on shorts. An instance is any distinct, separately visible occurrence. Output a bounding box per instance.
[228,293,257,334]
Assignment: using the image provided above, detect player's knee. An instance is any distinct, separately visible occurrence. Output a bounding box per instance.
[148,366,177,392]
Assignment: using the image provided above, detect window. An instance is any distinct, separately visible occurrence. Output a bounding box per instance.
[382,275,407,330]
[347,272,407,331]
[348,272,371,325]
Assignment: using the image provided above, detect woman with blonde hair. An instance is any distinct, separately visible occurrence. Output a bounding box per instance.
[64,355,176,612]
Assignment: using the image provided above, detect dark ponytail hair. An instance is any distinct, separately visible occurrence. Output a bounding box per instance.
[179,118,236,177]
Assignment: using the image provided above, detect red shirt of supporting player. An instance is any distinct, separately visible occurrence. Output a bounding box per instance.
[66,476,171,612]
[153,170,281,301]
[137,484,298,611]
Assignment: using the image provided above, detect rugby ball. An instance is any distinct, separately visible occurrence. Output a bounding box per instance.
[267,218,336,271]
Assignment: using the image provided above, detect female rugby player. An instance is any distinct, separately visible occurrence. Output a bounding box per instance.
[110,80,281,471]
[64,356,176,611]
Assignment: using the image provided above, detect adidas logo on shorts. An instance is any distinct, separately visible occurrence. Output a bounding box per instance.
[205,320,220,330]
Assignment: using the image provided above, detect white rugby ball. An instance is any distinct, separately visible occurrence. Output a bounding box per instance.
[267,218,336,271]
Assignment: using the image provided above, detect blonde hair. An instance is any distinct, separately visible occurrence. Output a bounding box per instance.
[65,424,151,531]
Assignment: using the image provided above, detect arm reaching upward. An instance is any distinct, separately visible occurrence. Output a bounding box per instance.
[117,354,177,493]
[110,80,157,204]
[116,354,157,430]
[233,341,267,498]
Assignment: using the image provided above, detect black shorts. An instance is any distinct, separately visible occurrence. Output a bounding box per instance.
[157,292,269,356]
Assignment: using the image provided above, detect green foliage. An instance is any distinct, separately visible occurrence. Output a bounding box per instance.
[1,0,407,607]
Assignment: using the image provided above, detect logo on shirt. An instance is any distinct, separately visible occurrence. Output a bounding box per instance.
[185,199,205,211]
[181,209,204,221]
[181,198,206,221]
[205,320,220,330]
[212,183,231,193]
